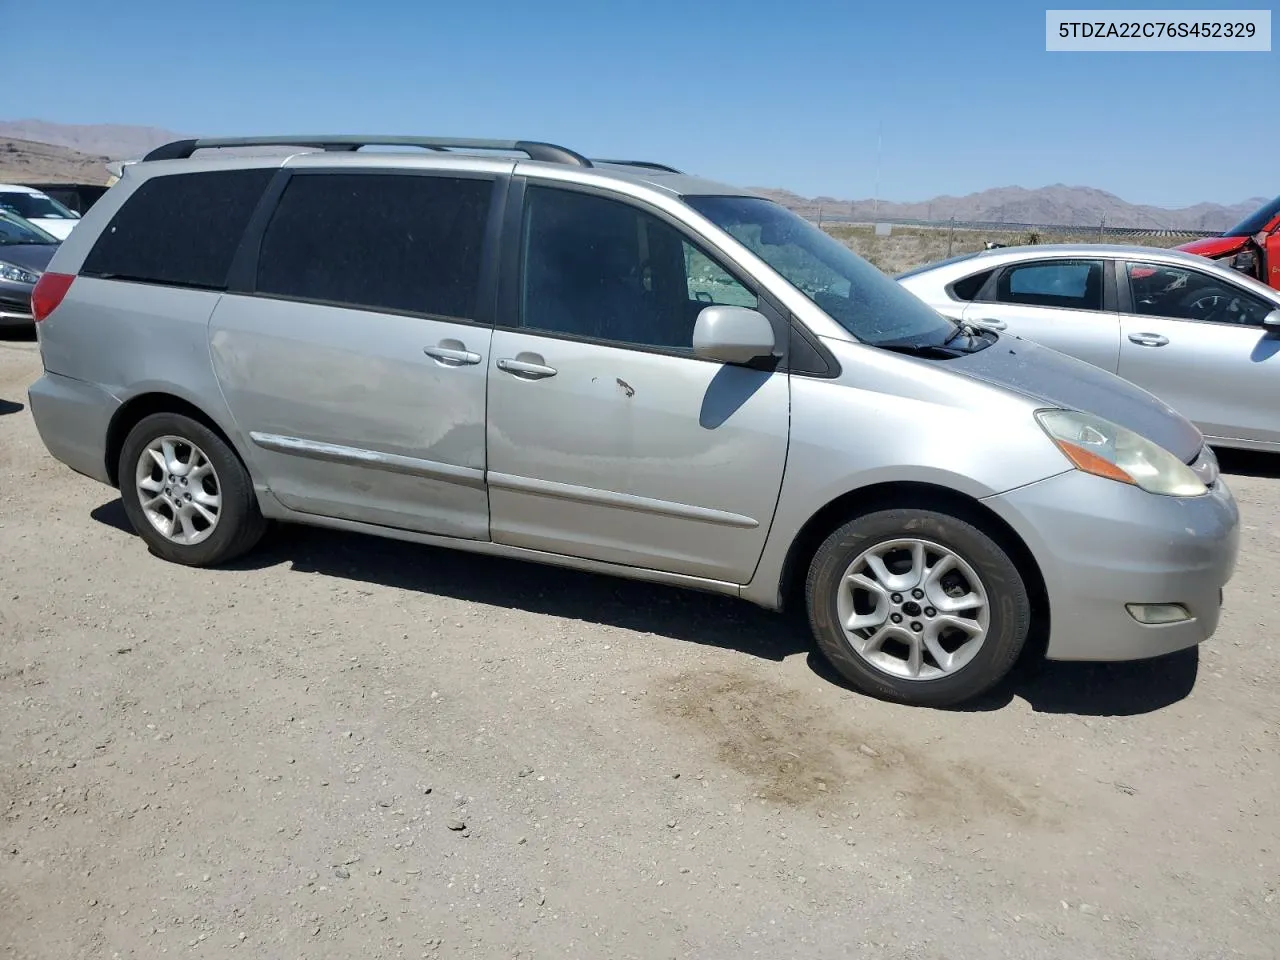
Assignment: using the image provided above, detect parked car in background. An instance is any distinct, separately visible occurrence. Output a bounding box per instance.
[898,243,1280,451]
[0,210,60,328]
[26,135,1238,708]
[16,182,112,216]
[0,184,81,239]
[1178,195,1280,291]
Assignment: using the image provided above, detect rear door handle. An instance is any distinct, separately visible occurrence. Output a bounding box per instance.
[972,317,1007,331]
[1128,332,1169,347]
[424,344,481,366]
[497,357,558,379]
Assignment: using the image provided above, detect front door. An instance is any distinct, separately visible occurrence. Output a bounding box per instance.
[209,169,502,539]
[962,257,1120,372]
[484,183,789,583]
[1117,258,1280,446]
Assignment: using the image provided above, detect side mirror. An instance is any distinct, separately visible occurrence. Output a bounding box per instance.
[1263,309,1280,330]
[692,305,776,365]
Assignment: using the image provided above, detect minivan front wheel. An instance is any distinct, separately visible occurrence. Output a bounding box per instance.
[805,508,1031,707]
[119,412,266,566]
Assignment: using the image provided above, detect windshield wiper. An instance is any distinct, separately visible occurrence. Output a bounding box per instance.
[876,340,966,359]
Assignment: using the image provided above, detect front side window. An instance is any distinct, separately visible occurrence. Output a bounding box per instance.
[992,260,1104,311]
[1125,261,1275,327]
[256,173,493,319]
[685,195,952,346]
[520,186,757,350]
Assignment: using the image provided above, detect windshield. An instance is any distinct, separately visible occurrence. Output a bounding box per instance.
[0,191,80,221]
[1224,194,1280,237]
[0,211,58,245]
[685,195,954,346]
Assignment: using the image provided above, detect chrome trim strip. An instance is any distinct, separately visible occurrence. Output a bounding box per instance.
[249,432,486,488]
[487,471,759,529]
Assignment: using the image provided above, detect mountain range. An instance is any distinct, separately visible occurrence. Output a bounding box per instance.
[0,119,1267,232]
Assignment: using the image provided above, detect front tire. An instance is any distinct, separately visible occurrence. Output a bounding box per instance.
[119,412,266,566]
[805,508,1031,707]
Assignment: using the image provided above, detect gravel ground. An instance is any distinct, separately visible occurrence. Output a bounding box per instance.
[2,335,1278,960]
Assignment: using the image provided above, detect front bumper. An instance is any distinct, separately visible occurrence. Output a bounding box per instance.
[27,371,119,485]
[0,288,34,328]
[982,468,1239,661]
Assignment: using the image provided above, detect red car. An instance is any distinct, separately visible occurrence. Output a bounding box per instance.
[1177,194,1280,290]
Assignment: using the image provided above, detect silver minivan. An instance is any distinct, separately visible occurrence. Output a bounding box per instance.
[26,135,1239,707]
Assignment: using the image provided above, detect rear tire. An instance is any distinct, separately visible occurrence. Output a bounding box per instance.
[118,412,266,566]
[805,507,1031,708]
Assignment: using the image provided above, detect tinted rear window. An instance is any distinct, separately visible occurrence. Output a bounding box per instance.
[254,173,493,319]
[81,169,274,289]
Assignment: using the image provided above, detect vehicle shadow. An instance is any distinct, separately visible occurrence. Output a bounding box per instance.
[0,328,36,343]
[0,399,23,416]
[1214,447,1280,479]
[89,498,1200,715]
[89,499,810,663]
[807,644,1198,717]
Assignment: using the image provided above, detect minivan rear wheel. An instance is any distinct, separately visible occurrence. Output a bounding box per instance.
[119,412,266,566]
[805,508,1031,707]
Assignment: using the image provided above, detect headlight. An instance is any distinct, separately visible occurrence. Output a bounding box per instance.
[0,261,40,284]
[1035,409,1207,497]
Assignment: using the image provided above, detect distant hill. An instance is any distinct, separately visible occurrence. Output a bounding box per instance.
[751,184,1267,233]
[0,119,1269,232]
[0,138,114,185]
[0,120,184,161]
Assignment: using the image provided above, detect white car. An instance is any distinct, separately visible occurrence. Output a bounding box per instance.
[0,184,81,239]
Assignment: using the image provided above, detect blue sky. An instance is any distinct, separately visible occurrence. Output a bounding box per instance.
[18,0,1277,207]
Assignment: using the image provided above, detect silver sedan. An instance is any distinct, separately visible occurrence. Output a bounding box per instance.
[898,243,1280,451]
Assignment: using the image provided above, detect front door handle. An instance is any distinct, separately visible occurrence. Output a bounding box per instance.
[1128,332,1170,347]
[972,317,1007,331]
[424,343,482,366]
[497,357,558,380]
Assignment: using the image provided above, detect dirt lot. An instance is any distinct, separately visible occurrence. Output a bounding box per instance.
[1,335,1278,960]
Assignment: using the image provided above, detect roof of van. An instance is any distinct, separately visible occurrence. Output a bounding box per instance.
[125,136,766,200]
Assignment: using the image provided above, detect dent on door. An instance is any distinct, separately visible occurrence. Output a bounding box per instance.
[484,333,790,583]
[208,297,493,539]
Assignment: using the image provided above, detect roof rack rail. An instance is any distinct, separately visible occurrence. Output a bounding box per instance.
[593,159,682,173]
[141,136,594,167]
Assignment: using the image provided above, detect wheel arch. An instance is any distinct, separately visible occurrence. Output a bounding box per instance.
[105,392,244,488]
[775,481,1050,656]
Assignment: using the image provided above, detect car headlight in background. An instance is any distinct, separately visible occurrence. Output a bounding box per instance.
[0,262,41,284]
[1035,409,1207,497]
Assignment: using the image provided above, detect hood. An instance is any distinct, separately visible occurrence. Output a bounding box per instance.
[0,243,58,273]
[29,218,75,240]
[942,335,1204,463]
[1176,235,1247,259]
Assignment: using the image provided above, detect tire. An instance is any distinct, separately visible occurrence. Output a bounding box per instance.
[805,508,1031,708]
[118,412,266,566]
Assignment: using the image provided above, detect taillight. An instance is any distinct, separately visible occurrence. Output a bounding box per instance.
[31,272,75,323]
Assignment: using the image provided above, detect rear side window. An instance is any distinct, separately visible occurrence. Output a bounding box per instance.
[991,259,1104,311]
[255,173,493,320]
[948,269,993,301]
[81,169,273,289]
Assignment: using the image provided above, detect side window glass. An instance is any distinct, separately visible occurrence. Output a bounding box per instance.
[684,244,758,307]
[1125,261,1273,327]
[950,269,993,301]
[81,169,274,289]
[520,186,757,350]
[995,260,1104,310]
[256,173,492,319]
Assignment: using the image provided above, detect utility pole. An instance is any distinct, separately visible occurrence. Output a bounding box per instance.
[873,120,882,221]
